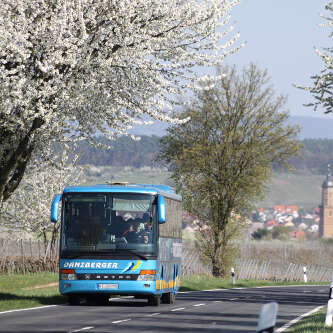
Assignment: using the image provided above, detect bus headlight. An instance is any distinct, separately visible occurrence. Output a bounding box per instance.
[137,270,156,281]
[61,269,77,280]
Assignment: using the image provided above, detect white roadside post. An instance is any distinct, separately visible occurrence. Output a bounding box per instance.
[256,302,279,333]
[303,266,307,283]
[231,267,235,285]
[325,278,333,326]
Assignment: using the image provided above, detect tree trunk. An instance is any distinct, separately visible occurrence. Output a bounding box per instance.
[209,219,234,277]
[211,230,222,277]
[42,229,48,255]
[0,117,44,210]
[50,223,59,260]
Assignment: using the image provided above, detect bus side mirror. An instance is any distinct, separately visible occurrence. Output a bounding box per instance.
[158,195,166,224]
[50,194,62,223]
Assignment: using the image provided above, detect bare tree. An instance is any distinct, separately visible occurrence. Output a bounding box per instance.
[159,64,300,276]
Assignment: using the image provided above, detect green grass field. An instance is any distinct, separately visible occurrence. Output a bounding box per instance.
[258,172,323,210]
[82,166,324,210]
[82,166,174,187]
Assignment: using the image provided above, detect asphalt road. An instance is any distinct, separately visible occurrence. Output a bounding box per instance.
[0,285,328,333]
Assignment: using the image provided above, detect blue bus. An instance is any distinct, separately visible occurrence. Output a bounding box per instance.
[50,182,182,306]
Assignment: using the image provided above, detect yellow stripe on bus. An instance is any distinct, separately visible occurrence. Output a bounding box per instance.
[131,260,141,271]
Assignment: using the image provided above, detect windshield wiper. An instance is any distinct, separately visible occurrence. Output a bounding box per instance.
[116,249,149,261]
[84,250,149,260]
[61,250,150,260]
[61,253,86,259]
[61,251,108,258]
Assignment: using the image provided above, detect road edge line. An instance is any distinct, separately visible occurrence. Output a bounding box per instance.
[178,284,326,293]
[0,304,60,315]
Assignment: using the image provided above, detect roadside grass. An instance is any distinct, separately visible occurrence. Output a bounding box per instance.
[0,272,58,291]
[286,308,332,333]
[0,272,65,311]
[0,272,328,312]
[180,275,328,291]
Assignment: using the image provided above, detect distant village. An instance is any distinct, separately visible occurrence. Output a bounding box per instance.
[182,205,321,241]
[248,205,320,240]
[182,171,333,241]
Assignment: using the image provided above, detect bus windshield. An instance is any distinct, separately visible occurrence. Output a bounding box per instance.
[61,193,156,256]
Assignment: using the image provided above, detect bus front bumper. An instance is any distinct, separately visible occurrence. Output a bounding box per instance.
[60,279,157,296]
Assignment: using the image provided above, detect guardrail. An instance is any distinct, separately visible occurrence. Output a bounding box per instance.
[0,238,59,259]
[235,259,333,282]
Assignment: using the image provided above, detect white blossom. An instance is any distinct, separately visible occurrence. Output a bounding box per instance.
[299,1,333,113]
[0,147,83,244]
[0,0,241,205]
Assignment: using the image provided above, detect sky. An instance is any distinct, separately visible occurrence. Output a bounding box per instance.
[224,0,331,118]
[132,0,333,136]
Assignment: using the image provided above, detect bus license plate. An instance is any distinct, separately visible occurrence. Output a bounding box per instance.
[98,283,118,290]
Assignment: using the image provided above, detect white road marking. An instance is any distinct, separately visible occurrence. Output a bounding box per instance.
[0,285,324,315]
[72,327,94,332]
[0,304,59,315]
[193,303,205,307]
[112,318,131,324]
[214,301,222,303]
[275,305,325,332]
[230,298,239,301]
[171,307,185,311]
[0,296,134,316]
[146,313,160,317]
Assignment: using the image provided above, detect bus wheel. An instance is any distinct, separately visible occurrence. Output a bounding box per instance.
[161,292,175,304]
[67,294,81,305]
[148,295,160,306]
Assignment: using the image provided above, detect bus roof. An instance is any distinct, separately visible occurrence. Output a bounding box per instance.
[63,183,182,201]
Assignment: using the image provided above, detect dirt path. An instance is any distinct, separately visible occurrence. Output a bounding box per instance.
[22,282,58,290]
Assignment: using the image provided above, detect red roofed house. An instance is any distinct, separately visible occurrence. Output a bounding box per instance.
[274,205,285,213]
[286,206,298,213]
[267,219,279,227]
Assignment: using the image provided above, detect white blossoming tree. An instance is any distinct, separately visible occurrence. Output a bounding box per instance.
[303,1,333,113]
[0,0,241,209]
[0,147,83,258]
